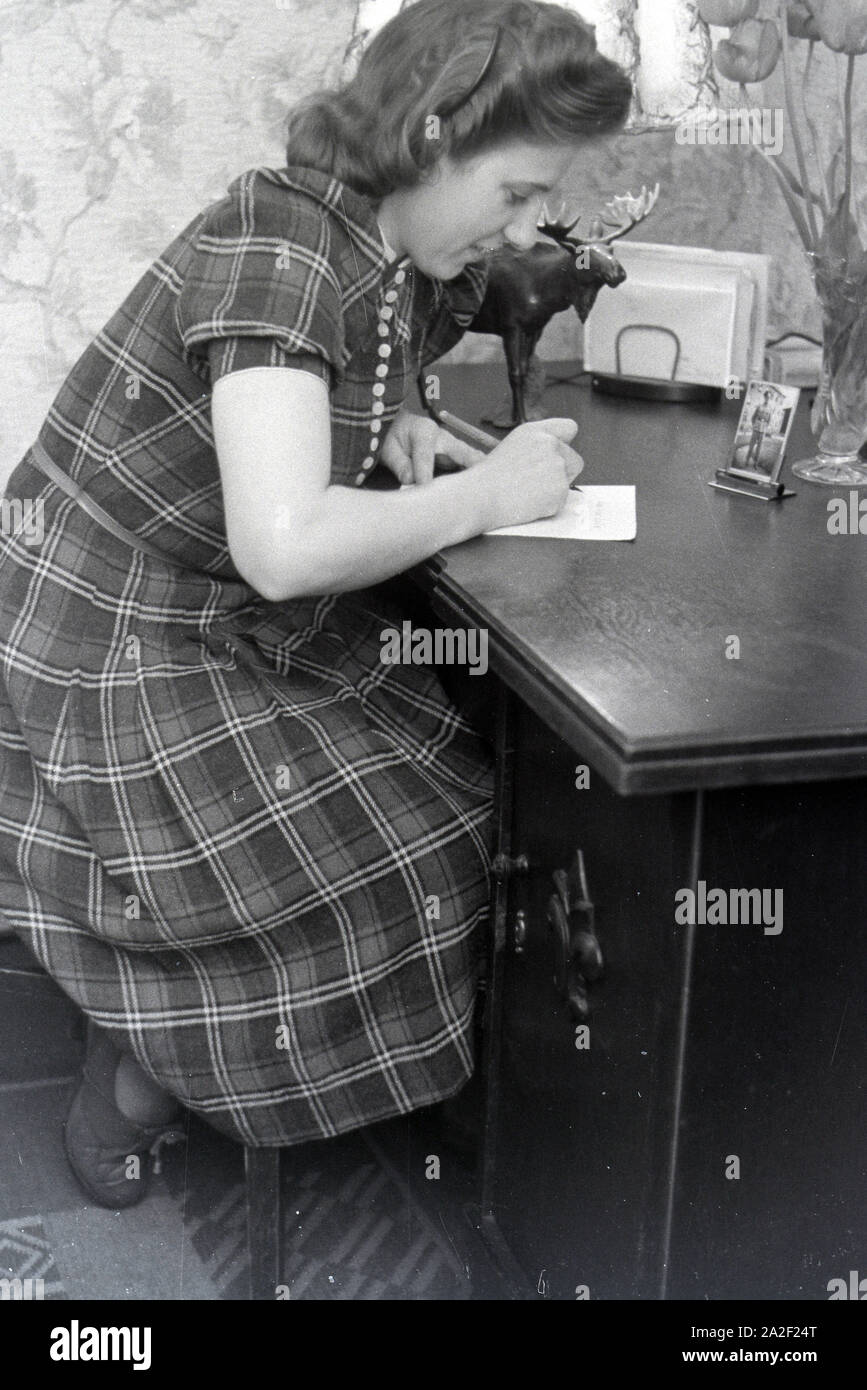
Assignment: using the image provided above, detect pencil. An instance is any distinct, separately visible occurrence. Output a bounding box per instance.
[434,408,583,492]
[437,409,500,453]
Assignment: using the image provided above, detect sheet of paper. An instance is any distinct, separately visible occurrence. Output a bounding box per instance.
[485,485,637,540]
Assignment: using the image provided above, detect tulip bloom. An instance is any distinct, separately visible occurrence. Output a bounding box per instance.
[714,17,782,82]
[697,0,758,24]
[787,1,822,39]
[812,0,867,53]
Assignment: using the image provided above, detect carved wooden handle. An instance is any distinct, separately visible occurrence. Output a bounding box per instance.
[546,849,604,1020]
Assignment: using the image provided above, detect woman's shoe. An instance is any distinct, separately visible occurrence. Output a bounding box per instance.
[64,1021,186,1209]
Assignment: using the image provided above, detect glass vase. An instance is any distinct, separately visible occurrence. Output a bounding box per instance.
[791,252,867,486]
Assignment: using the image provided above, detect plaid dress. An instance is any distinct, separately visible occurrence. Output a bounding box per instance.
[0,165,495,1147]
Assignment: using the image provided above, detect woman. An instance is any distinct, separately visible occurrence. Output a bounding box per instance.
[0,0,631,1207]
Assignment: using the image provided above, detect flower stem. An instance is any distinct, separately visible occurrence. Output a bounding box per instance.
[778,0,819,250]
[801,41,831,219]
[841,53,855,239]
[755,147,815,252]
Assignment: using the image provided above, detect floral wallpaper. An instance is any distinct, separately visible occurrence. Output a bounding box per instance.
[0,0,356,481]
[1,0,863,483]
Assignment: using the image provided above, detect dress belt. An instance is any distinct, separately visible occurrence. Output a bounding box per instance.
[27,440,167,563]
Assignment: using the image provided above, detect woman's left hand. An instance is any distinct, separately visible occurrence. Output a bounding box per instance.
[380,407,484,486]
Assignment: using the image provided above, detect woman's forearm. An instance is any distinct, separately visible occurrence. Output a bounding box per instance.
[251,468,493,601]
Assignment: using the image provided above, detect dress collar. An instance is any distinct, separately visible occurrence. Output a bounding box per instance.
[376,218,398,262]
[253,165,412,283]
[249,166,483,304]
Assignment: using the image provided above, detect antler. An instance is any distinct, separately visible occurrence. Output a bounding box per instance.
[594,182,660,244]
[536,200,582,244]
[538,182,660,248]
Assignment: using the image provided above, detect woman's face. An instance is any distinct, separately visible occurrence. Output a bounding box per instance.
[378,140,576,280]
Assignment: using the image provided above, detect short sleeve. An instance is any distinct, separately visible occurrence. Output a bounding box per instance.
[419,261,489,370]
[175,172,345,386]
[205,338,332,388]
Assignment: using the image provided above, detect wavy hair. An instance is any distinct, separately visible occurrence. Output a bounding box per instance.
[284,0,633,199]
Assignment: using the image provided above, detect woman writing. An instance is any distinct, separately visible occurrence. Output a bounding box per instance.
[0,0,631,1206]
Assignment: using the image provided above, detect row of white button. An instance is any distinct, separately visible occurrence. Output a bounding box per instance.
[355,265,408,486]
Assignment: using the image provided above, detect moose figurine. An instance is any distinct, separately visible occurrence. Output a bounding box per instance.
[466,183,660,427]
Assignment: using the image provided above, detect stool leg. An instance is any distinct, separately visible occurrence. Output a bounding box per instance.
[245,1147,282,1300]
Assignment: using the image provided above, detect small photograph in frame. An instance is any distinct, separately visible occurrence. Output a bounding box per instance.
[727,379,801,484]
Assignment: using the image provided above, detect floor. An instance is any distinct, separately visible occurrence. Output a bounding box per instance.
[0,933,506,1301]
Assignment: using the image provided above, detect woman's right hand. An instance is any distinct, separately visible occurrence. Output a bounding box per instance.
[470,418,584,531]
[213,367,587,600]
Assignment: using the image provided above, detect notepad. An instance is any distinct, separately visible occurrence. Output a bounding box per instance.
[485,486,637,540]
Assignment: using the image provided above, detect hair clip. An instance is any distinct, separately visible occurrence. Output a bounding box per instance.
[435,29,501,119]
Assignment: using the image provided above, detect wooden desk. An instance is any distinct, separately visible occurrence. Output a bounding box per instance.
[423,366,867,793]
[414,364,867,1301]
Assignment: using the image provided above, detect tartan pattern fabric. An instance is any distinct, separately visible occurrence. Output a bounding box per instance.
[0,165,495,1146]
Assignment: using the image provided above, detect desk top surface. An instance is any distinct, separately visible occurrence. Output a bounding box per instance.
[418,363,867,794]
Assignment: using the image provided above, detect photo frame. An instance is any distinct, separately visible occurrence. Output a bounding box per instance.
[710,378,800,501]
